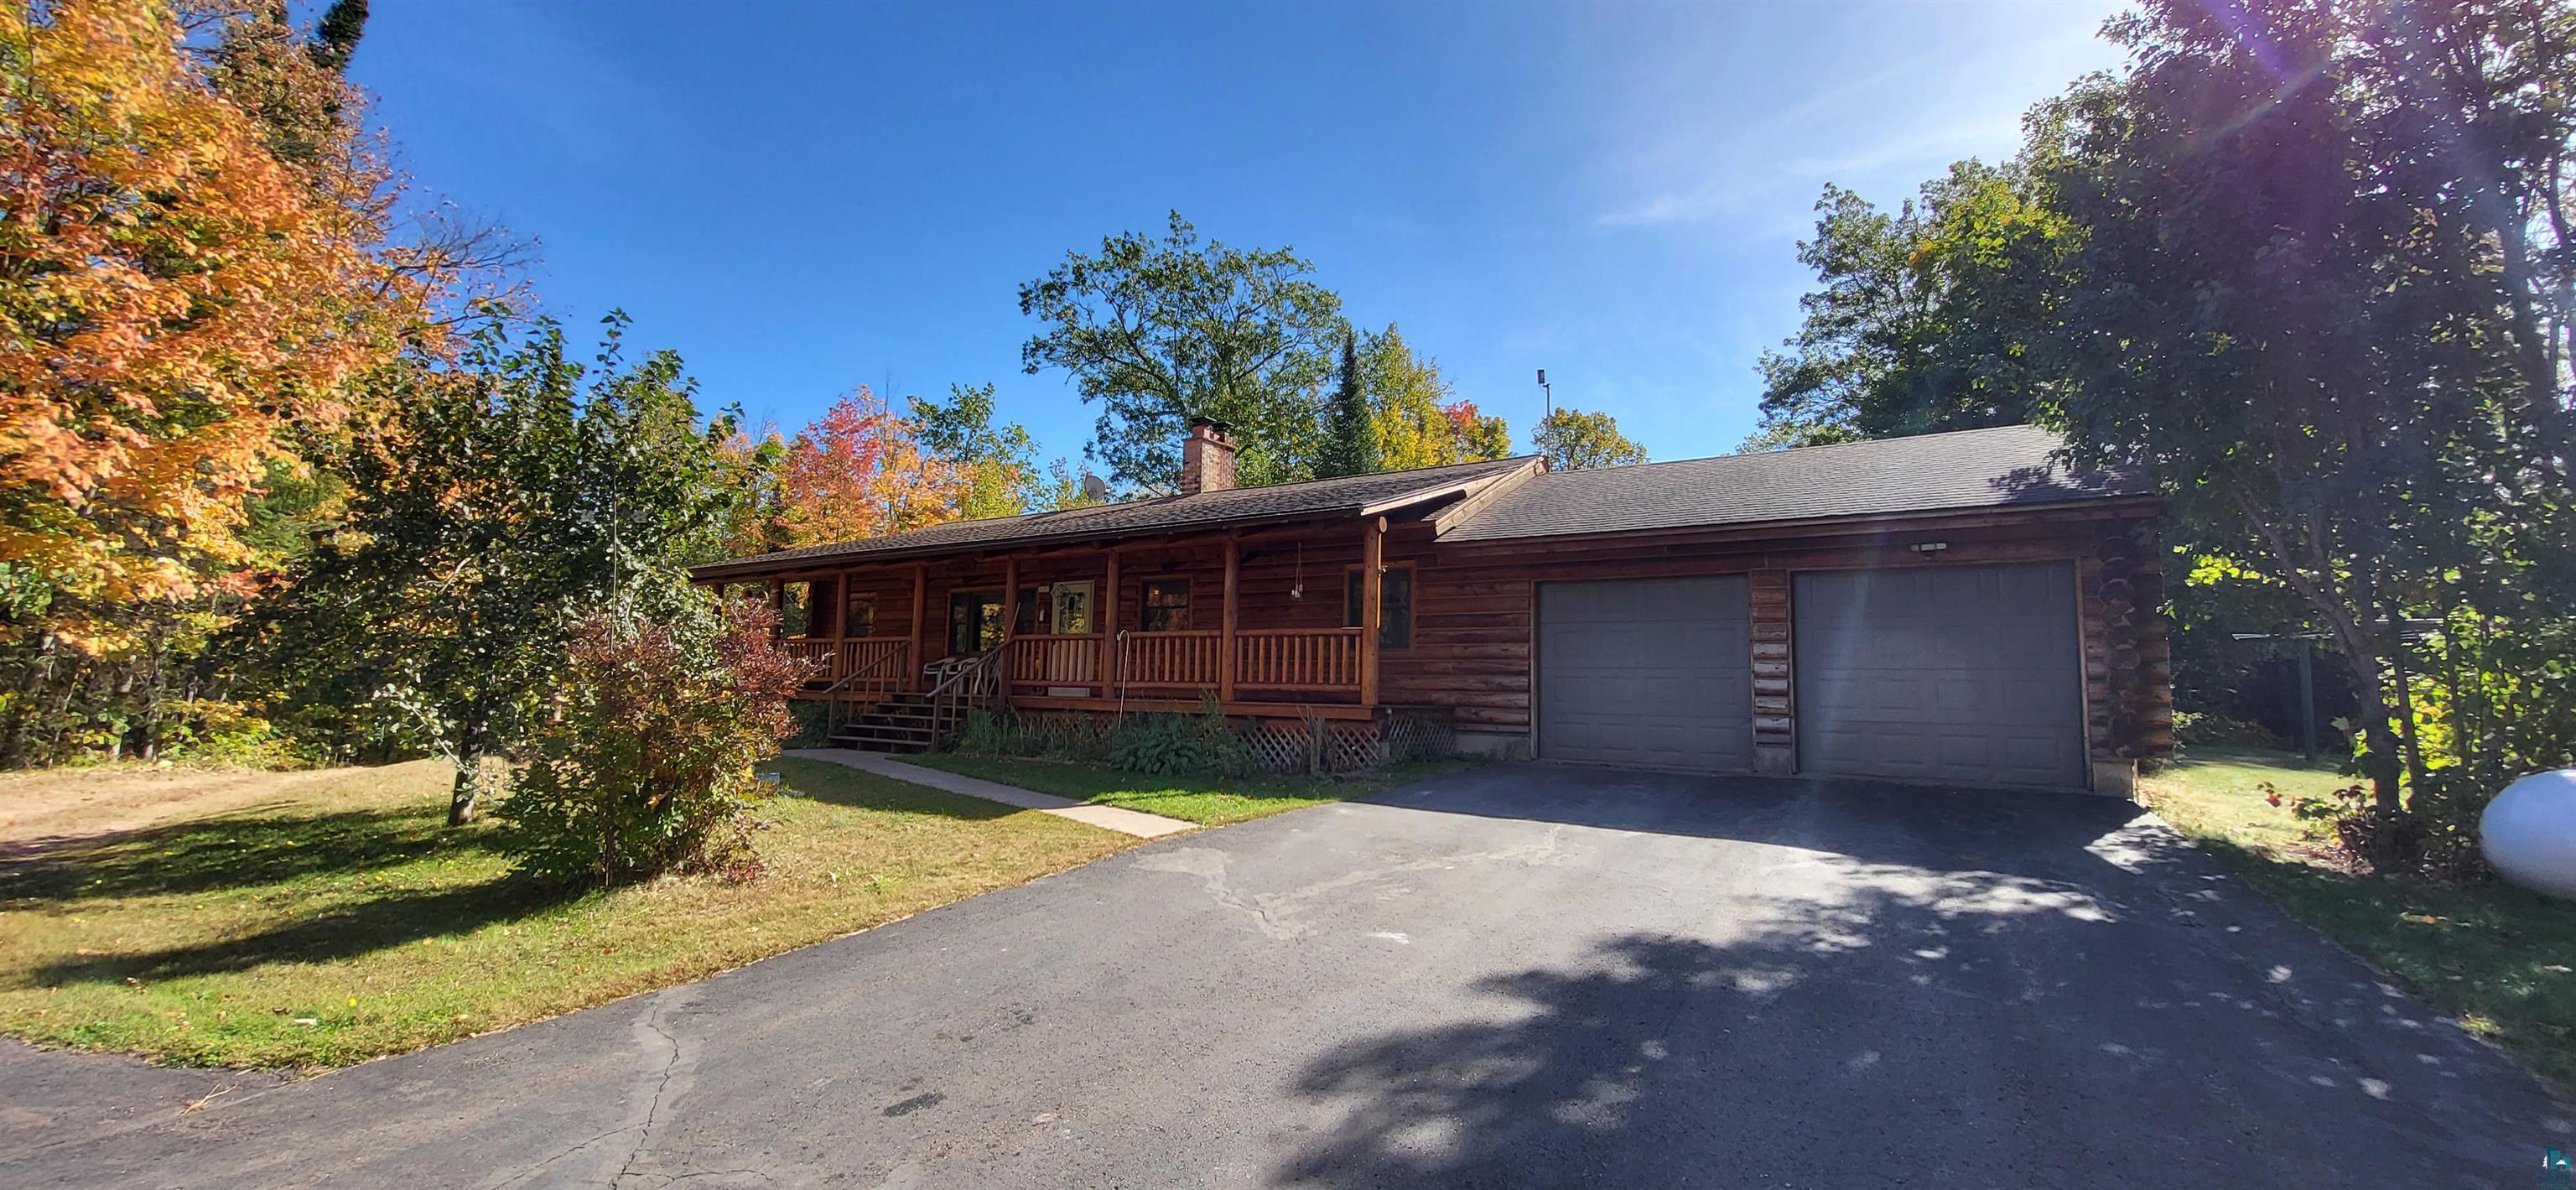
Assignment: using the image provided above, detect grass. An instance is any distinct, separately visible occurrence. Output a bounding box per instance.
[2142,746,2576,1089]
[0,756,1135,1069]
[899,752,1467,827]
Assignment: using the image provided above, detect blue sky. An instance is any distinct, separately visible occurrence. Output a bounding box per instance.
[352,0,2126,470]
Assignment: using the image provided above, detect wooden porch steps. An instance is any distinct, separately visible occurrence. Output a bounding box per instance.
[825,693,938,754]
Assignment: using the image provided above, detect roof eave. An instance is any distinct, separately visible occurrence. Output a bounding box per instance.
[1433,490,2163,548]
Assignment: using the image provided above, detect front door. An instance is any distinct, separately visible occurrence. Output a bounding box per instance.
[948,590,1005,657]
[1050,581,1094,635]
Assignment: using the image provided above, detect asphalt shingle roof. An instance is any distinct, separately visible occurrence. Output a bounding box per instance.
[1439,424,2150,543]
[694,455,1535,576]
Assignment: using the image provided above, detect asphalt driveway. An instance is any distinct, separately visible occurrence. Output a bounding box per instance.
[4,764,2566,1187]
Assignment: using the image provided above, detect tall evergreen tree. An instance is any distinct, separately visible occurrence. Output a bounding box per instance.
[1317,332,1379,477]
[309,0,370,73]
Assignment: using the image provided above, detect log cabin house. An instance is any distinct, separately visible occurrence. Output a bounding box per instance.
[689,419,2174,794]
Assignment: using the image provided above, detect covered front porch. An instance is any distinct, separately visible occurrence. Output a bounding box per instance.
[756,514,1403,725]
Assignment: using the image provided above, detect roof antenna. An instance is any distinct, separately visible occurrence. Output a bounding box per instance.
[1536,368,1552,418]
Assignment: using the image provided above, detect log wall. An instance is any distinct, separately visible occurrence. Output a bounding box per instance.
[1385,506,2176,778]
[726,499,2176,788]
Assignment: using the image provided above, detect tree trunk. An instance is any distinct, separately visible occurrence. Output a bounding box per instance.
[2386,595,2428,800]
[2236,493,2402,813]
[2325,575,2403,816]
[449,727,486,826]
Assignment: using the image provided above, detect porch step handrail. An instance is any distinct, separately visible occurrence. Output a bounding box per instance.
[924,649,1008,746]
[820,642,912,740]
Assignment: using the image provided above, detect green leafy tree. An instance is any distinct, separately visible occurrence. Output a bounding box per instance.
[2030,0,2576,822]
[1360,325,1509,468]
[250,314,750,824]
[1453,406,1514,461]
[911,382,1045,519]
[1036,459,1112,511]
[1532,408,1648,471]
[1317,334,1380,477]
[1748,161,2068,450]
[1019,212,1344,490]
[909,382,1099,519]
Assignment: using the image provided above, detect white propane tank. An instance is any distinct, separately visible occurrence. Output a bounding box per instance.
[2481,769,2576,901]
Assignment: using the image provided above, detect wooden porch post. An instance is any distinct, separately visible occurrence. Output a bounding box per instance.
[1100,549,1121,696]
[1220,534,1239,702]
[1001,556,1019,651]
[1360,516,1384,708]
[908,563,927,692]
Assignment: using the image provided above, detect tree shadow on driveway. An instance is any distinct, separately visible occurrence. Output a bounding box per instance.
[1291,768,2571,1188]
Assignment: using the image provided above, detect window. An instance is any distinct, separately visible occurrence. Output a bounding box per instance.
[1345,565,1415,650]
[1140,579,1192,631]
[844,590,876,638]
[780,579,834,638]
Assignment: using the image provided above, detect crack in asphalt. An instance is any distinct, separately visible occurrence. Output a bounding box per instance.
[1135,827,1576,941]
[614,999,689,1186]
[476,987,699,1190]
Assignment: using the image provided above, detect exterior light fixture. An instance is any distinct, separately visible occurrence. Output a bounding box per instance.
[1909,541,1950,553]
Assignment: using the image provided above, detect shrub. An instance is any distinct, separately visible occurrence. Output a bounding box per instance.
[2280,768,2492,882]
[1108,699,1255,777]
[497,594,807,886]
[2174,710,2291,751]
[955,709,1031,756]
[784,698,832,749]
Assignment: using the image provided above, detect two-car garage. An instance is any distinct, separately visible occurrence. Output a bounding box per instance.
[1533,562,2088,790]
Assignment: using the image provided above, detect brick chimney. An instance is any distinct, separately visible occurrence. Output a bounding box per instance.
[1180,418,1237,496]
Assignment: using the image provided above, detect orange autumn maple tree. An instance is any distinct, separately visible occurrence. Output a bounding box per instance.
[0,0,408,651]
[762,388,967,548]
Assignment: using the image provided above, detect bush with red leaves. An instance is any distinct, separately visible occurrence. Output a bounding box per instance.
[497,594,815,886]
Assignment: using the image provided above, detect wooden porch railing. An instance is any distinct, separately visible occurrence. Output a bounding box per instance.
[1234,626,1363,692]
[835,639,911,697]
[781,639,837,682]
[1008,634,1102,688]
[1117,630,1220,689]
[782,638,910,694]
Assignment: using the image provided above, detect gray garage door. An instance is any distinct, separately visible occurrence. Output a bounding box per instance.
[1793,563,2085,789]
[1537,577,1752,771]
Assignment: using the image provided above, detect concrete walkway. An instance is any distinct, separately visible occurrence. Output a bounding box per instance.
[783,748,1197,838]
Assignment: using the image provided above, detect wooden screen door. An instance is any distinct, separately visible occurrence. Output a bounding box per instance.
[1050,581,1094,635]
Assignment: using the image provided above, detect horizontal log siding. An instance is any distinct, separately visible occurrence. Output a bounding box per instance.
[1380,522,1530,728]
[724,501,2175,772]
[1396,507,2175,762]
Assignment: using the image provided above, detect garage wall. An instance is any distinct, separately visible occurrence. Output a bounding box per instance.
[1401,510,2173,786]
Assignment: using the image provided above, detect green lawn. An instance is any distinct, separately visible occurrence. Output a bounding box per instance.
[0,756,1134,1069]
[900,752,1466,826]
[2142,746,2576,1089]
